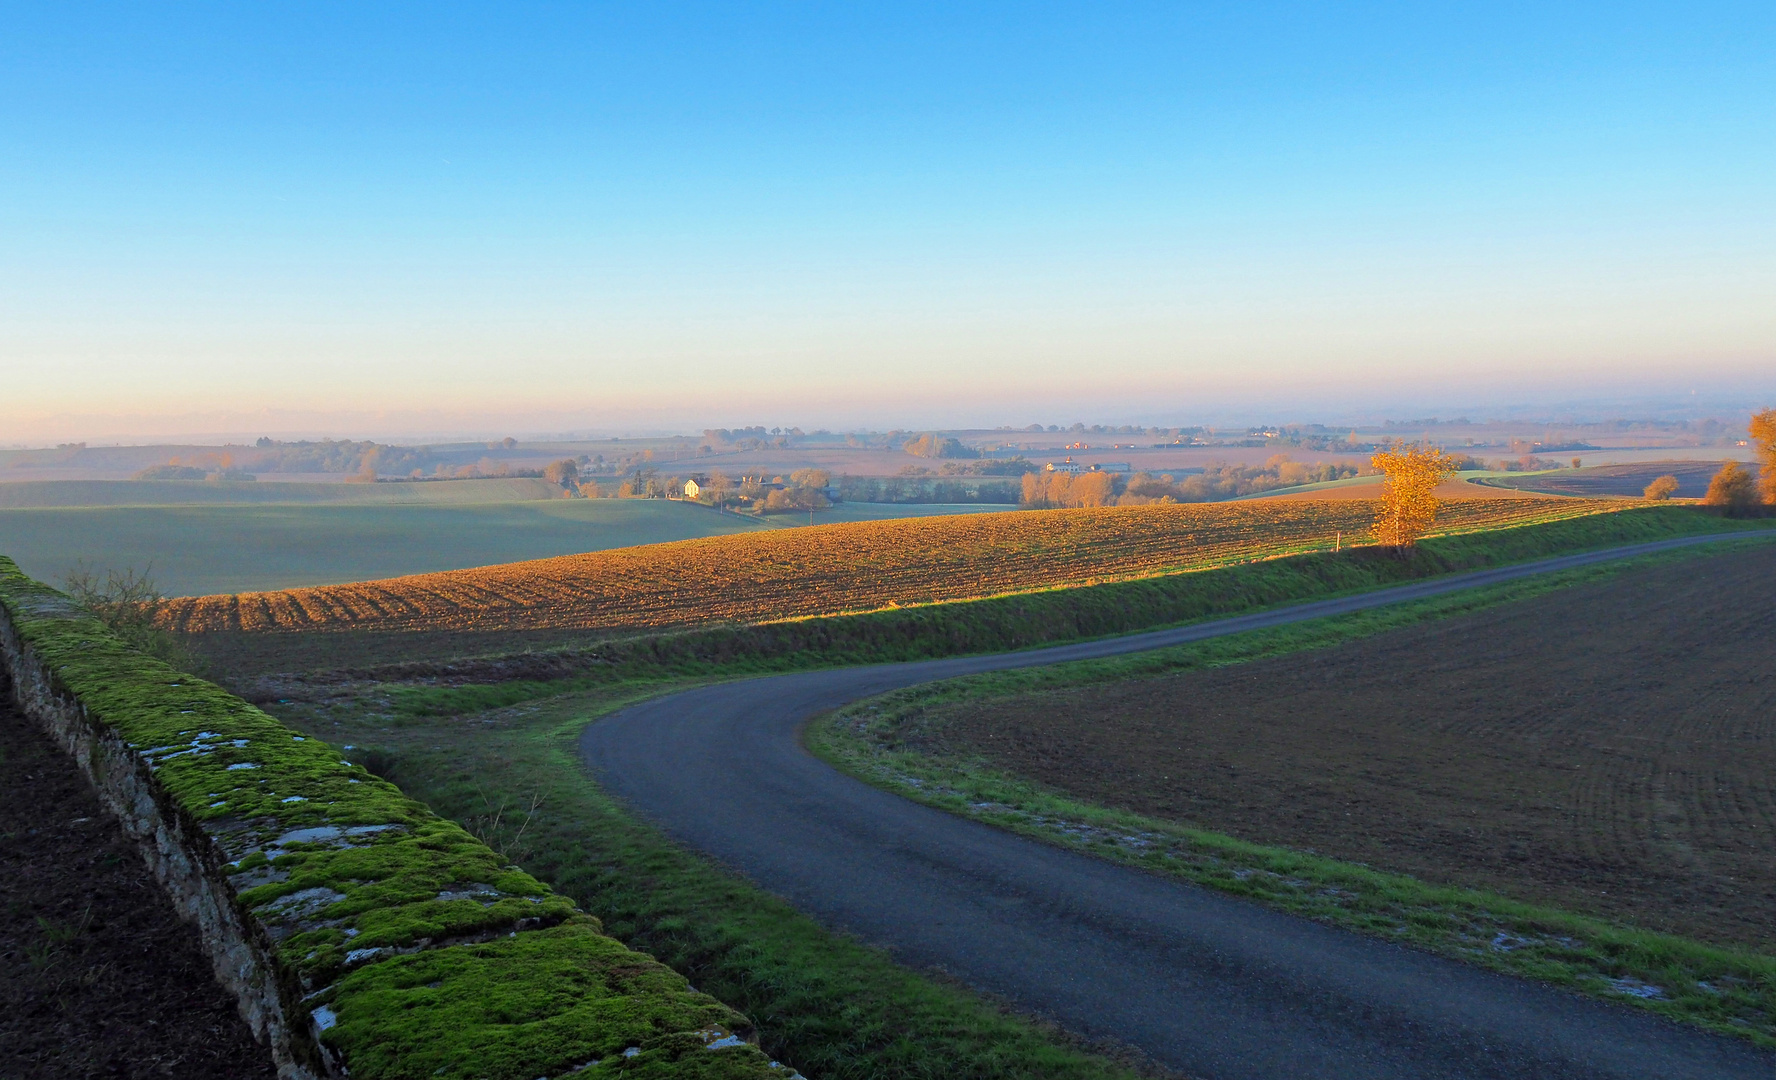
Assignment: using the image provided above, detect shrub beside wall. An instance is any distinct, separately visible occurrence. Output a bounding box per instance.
[0,556,787,1080]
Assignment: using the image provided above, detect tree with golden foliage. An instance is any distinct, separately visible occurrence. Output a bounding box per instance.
[1370,442,1458,549]
[1703,460,1759,514]
[1750,408,1776,504]
[1642,475,1679,501]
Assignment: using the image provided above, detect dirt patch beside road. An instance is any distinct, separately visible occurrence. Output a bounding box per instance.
[0,688,275,1078]
[914,546,1776,951]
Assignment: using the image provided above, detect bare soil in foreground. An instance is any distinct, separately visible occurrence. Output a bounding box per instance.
[914,546,1776,951]
[0,687,274,1078]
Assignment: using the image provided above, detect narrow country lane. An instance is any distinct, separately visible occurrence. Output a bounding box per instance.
[581,533,1776,1080]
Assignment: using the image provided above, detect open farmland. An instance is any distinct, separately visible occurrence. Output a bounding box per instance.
[896,544,1776,952]
[0,481,1007,596]
[1477,461,1733,499]
[0,497,771,597]
[0,476,566,507]
[160,498,1621,635]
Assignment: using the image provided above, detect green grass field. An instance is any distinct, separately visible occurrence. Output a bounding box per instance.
[0,476,568,507]
[0,480,1006,596]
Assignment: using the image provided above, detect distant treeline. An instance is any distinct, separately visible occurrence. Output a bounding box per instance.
[245,439,439,474]
[837,476,1022,504]
[124,438,553,480]
[1024,456,1365,508]
[132,440,440,476]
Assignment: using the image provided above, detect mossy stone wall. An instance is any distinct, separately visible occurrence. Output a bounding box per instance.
[0,557,787,1080]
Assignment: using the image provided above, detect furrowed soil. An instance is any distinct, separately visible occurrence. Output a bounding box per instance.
[909,545,1776,951]
[158,499,1614,636]
[0,687,275,1079]
[1478,461,1740,499]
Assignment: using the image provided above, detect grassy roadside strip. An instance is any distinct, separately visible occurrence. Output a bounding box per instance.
[356,507,1771,722]
[278,686,1155,1080]
[805,541,1776,1047]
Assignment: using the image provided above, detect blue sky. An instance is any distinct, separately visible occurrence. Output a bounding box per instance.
[3,3,1773,439]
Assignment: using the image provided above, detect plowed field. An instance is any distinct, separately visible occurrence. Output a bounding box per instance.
[158,500,1619,635]
[917,545,1776,950]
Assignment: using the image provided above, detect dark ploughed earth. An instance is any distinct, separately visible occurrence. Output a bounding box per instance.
[914,545,1776,950]
[0,685,276,1078]
[1480,460,1741,499]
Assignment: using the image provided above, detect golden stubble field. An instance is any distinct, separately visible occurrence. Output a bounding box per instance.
[159,499,1620,636]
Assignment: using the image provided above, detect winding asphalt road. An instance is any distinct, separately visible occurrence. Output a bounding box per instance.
[581,533,1776,1080]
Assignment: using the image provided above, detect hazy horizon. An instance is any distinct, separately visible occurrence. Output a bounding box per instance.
[5,4,1773,444]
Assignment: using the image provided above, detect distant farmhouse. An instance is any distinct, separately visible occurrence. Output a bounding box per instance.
[1044,458,1081,474]
[683,477,704,499]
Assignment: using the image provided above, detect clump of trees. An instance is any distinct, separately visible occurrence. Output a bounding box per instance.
[1752,408,1776,504]
[1021,471,1118,508]
[543,458,578,486]
[131,464,209,480]
[132,453,257,482]
[758,469,832,513]
[616,466,669,498]
[245,438,433,474]
[1699,408,1776,515]
[1020,455,1362,508]
[903,434,980,459]
[1371,442,1458,549]
[1703,460,1761,514]
[1643,475,1680,501]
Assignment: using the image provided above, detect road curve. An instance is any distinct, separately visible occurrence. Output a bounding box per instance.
[581,532,1776,1080]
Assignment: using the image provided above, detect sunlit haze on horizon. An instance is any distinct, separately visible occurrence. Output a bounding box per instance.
[3,3,1774,443]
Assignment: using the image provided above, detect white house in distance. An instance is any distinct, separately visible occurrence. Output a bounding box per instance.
[1044,457,1081,474]
[683,478,704,498]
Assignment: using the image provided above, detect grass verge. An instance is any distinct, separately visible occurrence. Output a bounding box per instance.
[269,684,1159,1080]
[805,541,1776,1046]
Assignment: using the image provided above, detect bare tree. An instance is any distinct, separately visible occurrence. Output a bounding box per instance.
[61,563,203,672]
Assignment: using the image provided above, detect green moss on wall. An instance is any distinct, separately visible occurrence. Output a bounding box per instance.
[324,919,776,1079]
[0,557,782,1080]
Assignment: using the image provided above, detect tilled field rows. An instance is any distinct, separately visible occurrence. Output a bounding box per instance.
[160,499,1617,635]
[921,544,1776,950]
